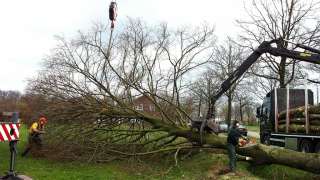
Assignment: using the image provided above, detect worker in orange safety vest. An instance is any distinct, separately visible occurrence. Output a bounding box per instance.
[21,116,47,157]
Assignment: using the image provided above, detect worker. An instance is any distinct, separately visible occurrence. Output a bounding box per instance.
[227,120,242,172]
[21,116,47,157]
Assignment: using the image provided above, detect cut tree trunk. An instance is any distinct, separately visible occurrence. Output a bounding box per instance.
[177,129,320,174]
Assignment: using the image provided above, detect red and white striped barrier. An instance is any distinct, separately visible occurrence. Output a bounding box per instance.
[0,123,20,142]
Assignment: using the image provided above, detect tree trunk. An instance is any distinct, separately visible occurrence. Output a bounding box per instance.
[198,97,202,118]
[101,109,320,174]
[279,57,286,88]
[168,123,320,174]
[227,92,232,128]
[177,127,320,174]
[239,99,243,123]
[236,144,320,174]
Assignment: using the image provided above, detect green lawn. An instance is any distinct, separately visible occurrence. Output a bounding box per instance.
[246,125,260,133]
[0,124,316,179]
[0,124,138,180]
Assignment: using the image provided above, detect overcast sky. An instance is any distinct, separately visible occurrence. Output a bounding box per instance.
[0,0,247,92]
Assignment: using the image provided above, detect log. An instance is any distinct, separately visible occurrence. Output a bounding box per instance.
[278,118,305,125]
[278,124,320,133]
[279,114,320,121]
[278,119,320,126]
[279,105,320,119]
[310,114,320,119]
[236,144,320,174]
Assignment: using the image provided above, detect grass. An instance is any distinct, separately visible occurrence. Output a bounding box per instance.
[0,124,316,179]
[246,125,260,133]
[251,164,317,180]
[0,124,136,180]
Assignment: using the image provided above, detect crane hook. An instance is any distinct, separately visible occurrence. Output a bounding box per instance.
[109,1,117,29]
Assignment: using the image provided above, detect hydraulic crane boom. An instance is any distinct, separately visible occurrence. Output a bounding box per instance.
[206,39,320,119]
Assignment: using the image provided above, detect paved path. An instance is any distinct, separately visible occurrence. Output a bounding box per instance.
[247,131,260,138]
[17,175,33,180]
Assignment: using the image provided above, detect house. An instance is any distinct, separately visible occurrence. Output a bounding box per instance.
[133,95,159,116]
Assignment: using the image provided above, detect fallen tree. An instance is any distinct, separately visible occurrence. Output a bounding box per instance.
[25,19,320,174]
[96,108,320,174]
[41,105,320,173]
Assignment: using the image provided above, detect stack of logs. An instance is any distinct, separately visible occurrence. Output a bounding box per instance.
[278,105,320,134]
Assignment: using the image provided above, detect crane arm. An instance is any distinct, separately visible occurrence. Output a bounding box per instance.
[267,46,320,64]
[207,39,320,119]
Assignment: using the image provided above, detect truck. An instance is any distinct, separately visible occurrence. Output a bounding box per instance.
[256,88,320,153]
[197,38,320,148]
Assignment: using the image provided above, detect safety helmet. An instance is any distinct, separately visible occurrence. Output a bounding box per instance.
[39,117,47,124]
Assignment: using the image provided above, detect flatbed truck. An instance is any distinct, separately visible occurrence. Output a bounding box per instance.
[256,88,320,153]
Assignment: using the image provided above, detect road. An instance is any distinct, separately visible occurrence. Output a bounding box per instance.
[218,131,260,139]
[247,131,259,138]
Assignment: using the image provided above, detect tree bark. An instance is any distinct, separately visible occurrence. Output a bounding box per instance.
[227,92,232,128]
[239,99,243,123]
[179,127,320,174]
[279,57,287,88]
[198,97,202,118]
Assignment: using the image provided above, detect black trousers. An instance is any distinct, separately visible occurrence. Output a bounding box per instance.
[21,134,42,157]
[227,143,237,172]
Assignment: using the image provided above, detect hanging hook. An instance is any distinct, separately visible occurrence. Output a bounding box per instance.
[109,1,118,29]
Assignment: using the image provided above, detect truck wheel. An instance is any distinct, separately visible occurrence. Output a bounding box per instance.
[300,140,313,153]
[314,142,320,153]
[261,134,270,145]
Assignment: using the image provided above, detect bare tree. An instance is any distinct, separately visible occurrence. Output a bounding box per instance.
[208,38,246,127]
[238,0,320,88]
[27,19,216,161]
[189,69,221,120]
[18,90,49,124]
[234,87,256,123]
[0,90,21,112]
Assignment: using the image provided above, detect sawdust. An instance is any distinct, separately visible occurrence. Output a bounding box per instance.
[206,163,254,180]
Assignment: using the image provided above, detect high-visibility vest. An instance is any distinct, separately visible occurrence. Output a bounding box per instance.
[29,122,44,134]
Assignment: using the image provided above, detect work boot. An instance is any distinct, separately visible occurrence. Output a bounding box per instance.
[21,148,30,157]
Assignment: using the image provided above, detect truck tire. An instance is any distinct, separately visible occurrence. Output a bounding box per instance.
[261,134,270,145]
[314,142,320,153]
[299,139,313,153]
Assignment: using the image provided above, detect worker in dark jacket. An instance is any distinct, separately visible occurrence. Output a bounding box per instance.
[227,120,242,172]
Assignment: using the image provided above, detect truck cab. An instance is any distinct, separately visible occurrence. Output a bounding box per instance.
[257,94,272,144]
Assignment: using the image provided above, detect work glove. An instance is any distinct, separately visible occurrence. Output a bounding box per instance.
[238,138,248,147]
